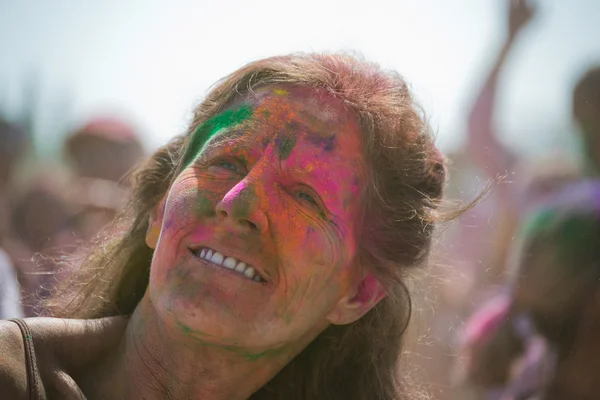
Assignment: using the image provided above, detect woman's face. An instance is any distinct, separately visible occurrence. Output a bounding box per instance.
[147,85,371,353]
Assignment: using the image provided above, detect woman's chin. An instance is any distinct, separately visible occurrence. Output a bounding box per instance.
[152,289,275,346]
[152,257,272,317]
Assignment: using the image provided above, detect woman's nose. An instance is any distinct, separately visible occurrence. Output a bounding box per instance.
[215,180,268,233]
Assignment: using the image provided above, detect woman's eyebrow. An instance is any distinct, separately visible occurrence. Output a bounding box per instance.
[205,127,248,149]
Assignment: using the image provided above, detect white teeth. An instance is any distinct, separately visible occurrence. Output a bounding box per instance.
[195,248,263,282]
[244,267,255,279]
[234,261,247,273]
[210,251,224,265]
[223,257,237,270]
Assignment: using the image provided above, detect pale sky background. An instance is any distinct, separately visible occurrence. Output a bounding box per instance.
[1,0,599,156]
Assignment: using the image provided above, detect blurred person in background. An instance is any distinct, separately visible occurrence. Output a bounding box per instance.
[4,117,145,316]
[9,179,76,316]
[64,117,145,241]
[466,0,599,284]
[458,180,600,399]
[466,0,570,288]
[408,2,547,397]
[573,66,600,177]
[414,2,596,397]
[0,117,26,319]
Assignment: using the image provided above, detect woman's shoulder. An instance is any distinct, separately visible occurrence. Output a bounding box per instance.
[0,320,28,399]
[18,316,128,367]
[0,316,128,398]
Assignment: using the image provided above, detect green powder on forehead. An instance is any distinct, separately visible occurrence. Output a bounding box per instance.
[181,105,253,169]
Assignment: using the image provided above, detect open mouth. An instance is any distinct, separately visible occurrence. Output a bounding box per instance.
[190,247,266,283]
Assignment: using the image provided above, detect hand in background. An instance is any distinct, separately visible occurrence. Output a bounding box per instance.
[508,0,536,40]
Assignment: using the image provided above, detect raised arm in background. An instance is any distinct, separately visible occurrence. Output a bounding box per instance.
[467,0,536,202]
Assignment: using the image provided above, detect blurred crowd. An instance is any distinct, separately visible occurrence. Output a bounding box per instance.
[0,116,145,317]
[407,1,600,399]
[0,1,599,399]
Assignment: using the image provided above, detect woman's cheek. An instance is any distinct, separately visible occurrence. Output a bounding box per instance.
[272,226,347,326]
[298,224,340,272]
[164,176,227,230]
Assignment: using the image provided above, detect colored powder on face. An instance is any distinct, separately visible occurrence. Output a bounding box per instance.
[275,134,296,161]
[194,190,216,218]
[163,217,174,230]
[322,135,336,152]
[227,183,256,220]
[276,298,299,325]
[306,133,336,152]
[181,105,253,169]
[177,321,213,337]
[177,320,284,361]
[273,89,289,96]
[242,347,284,362]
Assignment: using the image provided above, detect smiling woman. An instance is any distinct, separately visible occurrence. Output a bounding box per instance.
[0,53,449,400]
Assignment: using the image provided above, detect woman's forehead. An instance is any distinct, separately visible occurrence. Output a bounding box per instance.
[202,85,363,158]
[230,85,357,129]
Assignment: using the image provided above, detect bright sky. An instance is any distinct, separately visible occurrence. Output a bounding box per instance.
[1,0,599,155]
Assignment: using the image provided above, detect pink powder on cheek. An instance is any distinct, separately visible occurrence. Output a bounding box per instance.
[350,176,360,195]
[162,187,198,232]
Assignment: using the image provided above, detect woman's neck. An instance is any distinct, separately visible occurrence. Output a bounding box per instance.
[85,296,317,400]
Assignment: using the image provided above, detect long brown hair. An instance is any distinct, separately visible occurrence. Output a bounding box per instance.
[45,53,448,400]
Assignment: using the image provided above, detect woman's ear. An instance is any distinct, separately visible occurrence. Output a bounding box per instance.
[326,273,387,325]
[145,197,167,249]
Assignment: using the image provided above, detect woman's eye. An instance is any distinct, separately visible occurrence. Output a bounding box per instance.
[216,160,239,172]
[297,191,319,206]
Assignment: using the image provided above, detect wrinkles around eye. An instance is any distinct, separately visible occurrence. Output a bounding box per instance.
[216,160,239,171]
[193,156,333,222]
[193,155,244,175]
[279,188,329,227]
